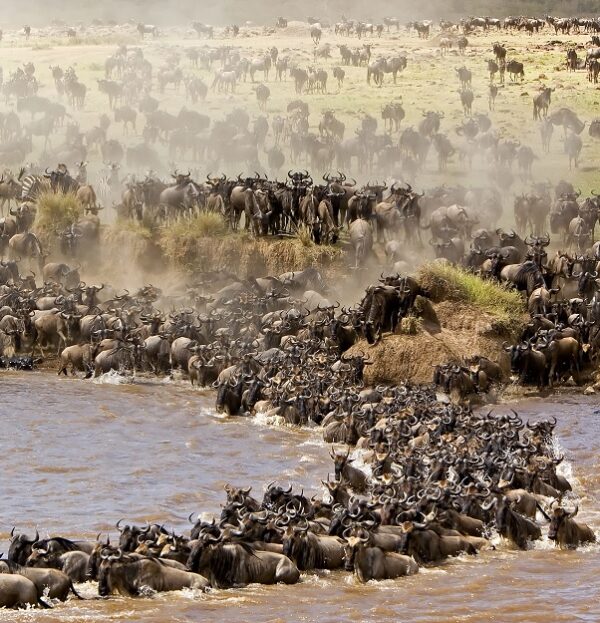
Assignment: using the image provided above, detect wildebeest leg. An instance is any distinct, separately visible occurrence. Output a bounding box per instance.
[34,337,44,360]
[57,331,67,357]
[520,359,529,384]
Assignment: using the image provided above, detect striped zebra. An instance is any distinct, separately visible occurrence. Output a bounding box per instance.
[20,174,50,203]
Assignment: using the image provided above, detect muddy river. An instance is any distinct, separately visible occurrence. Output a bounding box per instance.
[0,371,598,622]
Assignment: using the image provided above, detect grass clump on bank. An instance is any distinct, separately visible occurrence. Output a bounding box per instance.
[158,213,344,275]
[160,213,229,266]
[418,262,525,335]
[34,191,82,238]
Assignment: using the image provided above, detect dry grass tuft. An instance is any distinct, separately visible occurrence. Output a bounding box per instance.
[158,213,344,276]
[160,214,229,266]
[34,191,82,238]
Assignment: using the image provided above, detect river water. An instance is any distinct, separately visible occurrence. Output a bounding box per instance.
[0,371,598,622]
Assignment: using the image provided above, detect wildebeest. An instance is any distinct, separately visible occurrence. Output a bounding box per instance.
[548,505,596,548]
[137,23,159,38]
[533,87,554,120]
[360,284,405,344]
[187,536,299,588]
[506,60,525,81]
[8,529,40,565]
[459,88,474,116]
[0,559,81,601]
[98,549,208,596]
[491,496,542,549]
[349,218,373,269]
[0,574,48,608]
[331,449,368,491]
[26,548,91,583]
[344,531,419,582]
[455,66,472,88]
[564,132,583,169]
[282,525,345,570]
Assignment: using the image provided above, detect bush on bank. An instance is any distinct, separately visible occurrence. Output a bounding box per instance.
[34,191,83,238]
[159,214,344,276]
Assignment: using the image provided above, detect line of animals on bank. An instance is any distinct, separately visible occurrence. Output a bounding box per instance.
[4,166,600,393]
[4,398,593,608]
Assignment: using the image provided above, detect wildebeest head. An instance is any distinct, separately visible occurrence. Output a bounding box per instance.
[97,547,124,597]
[24,547,56,568]
[548,505,577,541]
[343,528,370,571]
[281,520,312,563]
[8,528,39,564]
[331,449,351,481]
[116,519,142,552]
[224,483,255,507]
[171,169,192,187]
[87,536,111,580]
[262,481,293,511]
[187,532,222,574]
[503,342,527,370]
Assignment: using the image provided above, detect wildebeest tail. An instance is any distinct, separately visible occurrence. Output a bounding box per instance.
[70,580,84,599]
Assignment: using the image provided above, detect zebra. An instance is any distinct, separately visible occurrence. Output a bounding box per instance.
[20,173,50,202]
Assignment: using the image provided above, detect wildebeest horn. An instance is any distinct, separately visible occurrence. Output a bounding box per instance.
[569,505,579,517]
[116,519,124,531]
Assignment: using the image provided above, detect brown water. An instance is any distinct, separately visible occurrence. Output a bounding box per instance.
[1,371,599,622]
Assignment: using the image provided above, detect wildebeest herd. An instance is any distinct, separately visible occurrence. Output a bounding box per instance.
[1,10,600,611]
[0,187,598,606]
[5,399,592,605]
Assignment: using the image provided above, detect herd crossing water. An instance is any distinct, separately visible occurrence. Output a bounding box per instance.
[0,371,598,622]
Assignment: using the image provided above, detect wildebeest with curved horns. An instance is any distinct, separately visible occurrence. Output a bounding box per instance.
[98,549,208,596]
[344,531,419,582]
[500,260,549,296]
[282,521,345,570]
[187,535,300,588]
[8,528,39,565]
[548,505,596,548]
[0,574,49,608]
[0,559,82,602]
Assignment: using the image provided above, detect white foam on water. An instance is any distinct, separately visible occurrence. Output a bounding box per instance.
[252,409,285,427]
[92,369,133,385]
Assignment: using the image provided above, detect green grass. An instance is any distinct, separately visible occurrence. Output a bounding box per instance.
[156,212,344,274]
[419,262,525,333]
[294,223,314,247]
